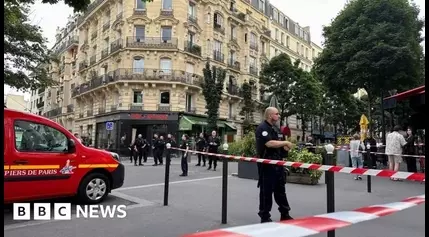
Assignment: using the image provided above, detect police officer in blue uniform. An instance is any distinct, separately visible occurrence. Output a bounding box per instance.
[255,107,294,223]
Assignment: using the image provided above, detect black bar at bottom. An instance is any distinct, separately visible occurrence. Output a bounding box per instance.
[326,153,335,237]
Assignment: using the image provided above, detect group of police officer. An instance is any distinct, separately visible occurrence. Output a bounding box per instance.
[129,107,292,223]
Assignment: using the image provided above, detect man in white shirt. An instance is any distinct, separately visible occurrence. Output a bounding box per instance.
[385,125,407,179]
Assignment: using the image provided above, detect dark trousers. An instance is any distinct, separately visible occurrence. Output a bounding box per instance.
[154,150,164,164]
[158,150,164,164]
[258,166,291,221]
[143,150,148,162]
[129,149,133,162]
[197,152,206,165]
[208,155,217,168]
[406,157,417,173]
[181,153,188,175]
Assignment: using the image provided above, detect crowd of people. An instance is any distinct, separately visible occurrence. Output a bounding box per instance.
[127,130,222,177]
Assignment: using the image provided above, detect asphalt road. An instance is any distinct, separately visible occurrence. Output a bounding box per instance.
[4,156,425,237]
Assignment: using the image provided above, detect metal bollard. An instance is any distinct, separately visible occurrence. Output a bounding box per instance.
[366,144,372,193]
[324,144,335,237]
[221,143,229,224]
[163,143,171,206]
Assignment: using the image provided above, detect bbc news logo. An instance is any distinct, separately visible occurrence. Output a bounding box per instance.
[13,203,127,220]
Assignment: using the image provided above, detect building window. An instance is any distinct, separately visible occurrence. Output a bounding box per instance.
[135,0,145,9]
[285,18,289,29]
[279,14,284,26]
[305,48,308,58]
[301,45,304,55]
[214,12,223,27]
[135,26,145,41]
[160,91,170,104]
[160,58,172,74]
[295,24,299,35]
[213,40,222,52]
[187,31,195,44]
[161,26,172,41]
[228,103,233,119]
[296,42,299,53]
[230,25,236,40]
[133,57,144,73]
[258,0,265,13]
[188,3,195,17]
[275,29,279,41]
[304,32,308,41]
[261,41,266,53]
[281,33,284,44]
[273,9,278,21]
[186,94,193,111]
[312,49,315,59]
[286,36,290,47]
[250,32,257,48]
[133,91,143,103]
[162,0,172,10]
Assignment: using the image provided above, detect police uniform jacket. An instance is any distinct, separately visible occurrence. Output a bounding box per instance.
[207,136,221,153]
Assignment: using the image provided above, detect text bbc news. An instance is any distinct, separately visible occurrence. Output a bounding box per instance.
[13,203,127,220]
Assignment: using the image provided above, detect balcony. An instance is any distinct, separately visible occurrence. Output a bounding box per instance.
[184,41,201,56]
[116,12,123,20]
[130,103,144,110]
[65,36,79,50]
[133,8,147,16]
[157,104,171,111]
[98,107,106,114]
[227,59,240,71]
[79,0,105,21]
[227,84,240,96]
[213,23,225,35]
[79,112,84,118]
[188,14,197,24]
[213,51,224,63]
[102,21,110,32]
[249,66,258,76]
[91,31,98,40]
[79,60,88,71]
[90,55,96,66]
[101,48,109,59]
[110,104,118,112]
[160,9,173,17]
[126,37,178,49]
[250,43,259,51]
[45,107,62,118]
[110,39,123,54]
[37,101,44,109]
[87,109,94,117]
[67,104,74,113]
[72,69,203,97]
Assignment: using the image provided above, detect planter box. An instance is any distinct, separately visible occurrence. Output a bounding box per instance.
[286,172,319,185]
[237,160,259,180]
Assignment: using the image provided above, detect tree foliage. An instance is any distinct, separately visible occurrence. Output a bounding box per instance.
[202,62,226,132]
[239,81,255,134]
[259,53,297,125]
[4,1,55,91]
[315,0,424,114]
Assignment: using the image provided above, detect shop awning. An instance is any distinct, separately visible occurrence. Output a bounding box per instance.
[179,115,227,131]
[383,85,425,101]
[224,122,237,131]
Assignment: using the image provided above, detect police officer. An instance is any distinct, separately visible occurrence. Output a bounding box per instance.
[179,134,191,176]
[156,135,166,165]
[255,107,294,223]
[196,133,207,166]
[132,134,144,166]
[207,130,221,171]
[152,134,159,166]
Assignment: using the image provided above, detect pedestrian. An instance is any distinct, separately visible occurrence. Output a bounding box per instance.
[404,127,417,172]
[132,134,144,166]
[196,132,207,166]
[350,133,365,180]
[206,130,221,171]
[255,107,294,223]
[180,134,190,177]
[385,125,407,181]
[363,132,377,168]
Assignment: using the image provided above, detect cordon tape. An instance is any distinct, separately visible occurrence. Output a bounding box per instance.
[171,148,425,182]
[182,194,425,237]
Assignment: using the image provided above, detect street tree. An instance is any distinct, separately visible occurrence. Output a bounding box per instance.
[202,62,226,132]
[259,53,297,126]
[314,0,424,127]
[290,70,323,140]
[239,81,255,134]
[4,2,56,91]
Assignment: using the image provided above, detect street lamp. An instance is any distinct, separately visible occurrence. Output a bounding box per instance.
[222,142,229,152]
[324,143,335,155]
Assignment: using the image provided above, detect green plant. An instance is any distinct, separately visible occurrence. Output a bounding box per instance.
[287,149,323,180]
[228,133,256,157]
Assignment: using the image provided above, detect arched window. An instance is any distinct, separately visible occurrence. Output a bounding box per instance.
[133,57,144,73]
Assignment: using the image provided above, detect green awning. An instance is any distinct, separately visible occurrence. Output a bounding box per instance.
[224,122,237,131]
[179,115,226,131]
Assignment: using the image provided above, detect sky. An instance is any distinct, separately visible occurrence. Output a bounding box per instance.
[5,0,425,100]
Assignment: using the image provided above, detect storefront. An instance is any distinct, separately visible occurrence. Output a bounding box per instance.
[94,112,179,155]
[178,114,237,142]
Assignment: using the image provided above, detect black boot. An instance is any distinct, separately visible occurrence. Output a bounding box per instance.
[280,213,294,221]
[261,218,272,223]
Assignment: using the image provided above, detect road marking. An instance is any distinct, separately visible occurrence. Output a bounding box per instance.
[116,176,227,191]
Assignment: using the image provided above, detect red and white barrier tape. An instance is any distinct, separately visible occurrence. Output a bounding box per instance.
[171,148,425,182]
[182,194,425,237]
[305,145,425,159]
